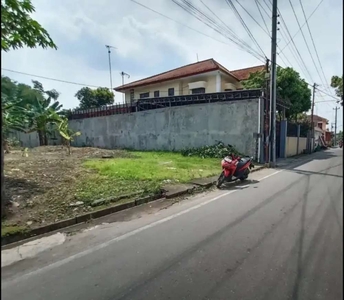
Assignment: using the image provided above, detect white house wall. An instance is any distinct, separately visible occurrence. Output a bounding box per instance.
[122,71,241,103]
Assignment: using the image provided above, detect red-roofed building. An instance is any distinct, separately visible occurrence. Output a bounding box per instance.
[308,114,333,146]
[114,59,264,103]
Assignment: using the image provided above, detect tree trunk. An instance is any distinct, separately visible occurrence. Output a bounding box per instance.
[38,130,48,146]
[43,131,48,146]
[38,130,44,146]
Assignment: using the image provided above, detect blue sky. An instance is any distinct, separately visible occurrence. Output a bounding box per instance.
[1,0,342,131]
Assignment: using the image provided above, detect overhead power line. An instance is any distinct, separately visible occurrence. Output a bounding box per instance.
[298,0,333,96]
[170,0,266,61]
[1,68,103,88]
[279,0,324,53]
[198,0,257,53]
[129,0,233,47]
[131,0,265,61]
[314,100,338,103]
[275,63,338,106]
[255,0,270,35]
[225,0,267,59]
[288,0,325,90]
[276,5,315,83]
[315,87,342,101]
[233,0,270,36]
[257,0,271,19]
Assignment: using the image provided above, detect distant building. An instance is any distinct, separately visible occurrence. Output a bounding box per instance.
[308,114,332,146]
[114,58,264,103]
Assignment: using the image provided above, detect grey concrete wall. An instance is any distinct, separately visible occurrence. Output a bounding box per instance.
[69,100,260,157]
[7,131,40,148]
[8,130,61,148]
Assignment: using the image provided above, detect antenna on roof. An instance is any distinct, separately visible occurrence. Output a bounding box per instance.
[120,71,130,104]
[196,53,199,62]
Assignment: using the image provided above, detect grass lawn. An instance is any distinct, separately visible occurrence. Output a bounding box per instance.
[3,147,220,233]
[80,151,220,201]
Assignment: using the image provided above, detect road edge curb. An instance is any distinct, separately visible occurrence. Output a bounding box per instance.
[1,166,267,247]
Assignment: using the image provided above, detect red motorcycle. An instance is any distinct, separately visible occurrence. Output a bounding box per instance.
[216,154,255,188]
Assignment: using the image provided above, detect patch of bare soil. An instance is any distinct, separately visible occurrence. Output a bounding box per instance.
[2,146,134,232]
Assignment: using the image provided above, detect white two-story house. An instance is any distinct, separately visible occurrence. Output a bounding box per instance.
[114,58,265,103]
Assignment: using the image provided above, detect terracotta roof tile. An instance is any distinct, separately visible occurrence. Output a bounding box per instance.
[309,115,329,122]
[114,59,264,91]
[229,65,265,80]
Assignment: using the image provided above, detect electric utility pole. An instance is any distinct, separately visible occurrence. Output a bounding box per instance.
[264,58,270,165]
[269,0,278,167]
[334,106,339,145]
[105,45,116,92]
[310,83,318,140]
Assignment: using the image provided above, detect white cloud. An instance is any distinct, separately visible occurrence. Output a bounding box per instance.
[1,0,342,129]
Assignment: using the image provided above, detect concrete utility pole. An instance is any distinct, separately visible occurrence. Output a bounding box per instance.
[120,71,130,104]
[105,45,117,92]
[310,83,318,140]
[264,58,270,165]
[269,0,278,167]
[334,106,339,145]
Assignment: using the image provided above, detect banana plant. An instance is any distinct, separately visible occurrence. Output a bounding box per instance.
[25,95,63,146]
[2,93,28,153]
[58,118,81,155]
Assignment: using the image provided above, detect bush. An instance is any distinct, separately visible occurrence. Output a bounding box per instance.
[5,137,21,148]
[180,142,243,159]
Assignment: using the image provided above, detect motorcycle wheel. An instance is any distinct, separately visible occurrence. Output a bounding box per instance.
[240,169,250,181]
[216,172,225,188]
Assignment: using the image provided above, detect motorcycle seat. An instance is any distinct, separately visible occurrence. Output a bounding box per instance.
[239,157,250,163]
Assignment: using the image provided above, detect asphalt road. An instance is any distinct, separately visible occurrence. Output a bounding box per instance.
[2,149,343,300]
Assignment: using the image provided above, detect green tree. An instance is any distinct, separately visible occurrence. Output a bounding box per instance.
[242,67,311,120]
[1,0,57,217]
[32,80,59,100]
[75,87,114,109]
[330,75,343,106]
[1,0,57,51]
[2,77,63,146]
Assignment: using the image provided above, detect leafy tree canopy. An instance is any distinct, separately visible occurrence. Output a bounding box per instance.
[1,76,63,145]
[242,66,312,119]
[75,87,114,109]
[1,0,58,216]
[330,75,343,106]
[1,0,57,51]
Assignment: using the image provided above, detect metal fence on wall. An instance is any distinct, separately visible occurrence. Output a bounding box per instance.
[69,89,262,120]
[287,122,310,137]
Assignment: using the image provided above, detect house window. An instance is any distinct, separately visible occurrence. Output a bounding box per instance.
[168,88,174,96]
[130,89,134,100]
[318,122,323,129]
[139,92,149,99]
[154,90,160,97]
[191,88,205,94]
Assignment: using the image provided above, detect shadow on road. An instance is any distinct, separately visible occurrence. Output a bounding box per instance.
[277,150,342,173]
[262,150,342,300]
[218,179,260,191]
